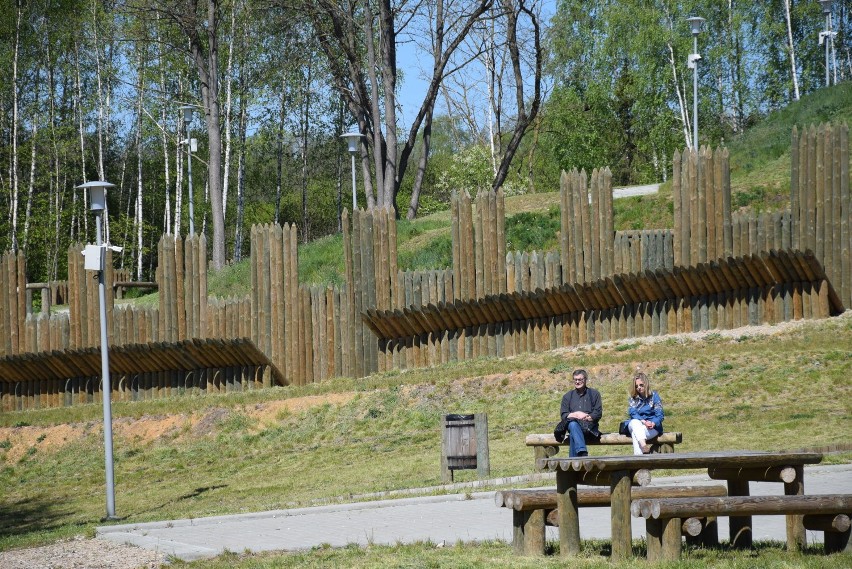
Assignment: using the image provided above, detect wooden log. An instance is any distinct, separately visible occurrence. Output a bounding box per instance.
[540,450,821,473]
[518,508,546,556]
[661,516,682,561]
[646,518,663,562]
[803,513,850,533]
[632,494,852,519]
[682,516,703,537]
[610,470,633,560]
[784,464,806,551]
[504,485,728,512]
[825,528,852,555]
[556,470,581,556]
[708,465,797,484]
[525,432,682,447]
[578,469,651,487]
[726,478,752,548]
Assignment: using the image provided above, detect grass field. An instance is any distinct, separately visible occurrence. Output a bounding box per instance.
[178,540,848,568]
[2,312,851,563]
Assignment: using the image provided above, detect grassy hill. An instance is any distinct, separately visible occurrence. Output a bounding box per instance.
[2,313,851,556]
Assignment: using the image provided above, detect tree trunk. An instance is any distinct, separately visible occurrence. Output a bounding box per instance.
[10,4,21,252]
[275,79,286,225]
[668,42,691,149]
[135,48,145,280]
[300,55,312,242]
[185,0,226,268]
[221,0,239,221]
[91,0,110,242]
[783,0,800,101]
[155,14,172,234]
[491,0,542,191]
[362,3,384,208]
[23,65,39,254]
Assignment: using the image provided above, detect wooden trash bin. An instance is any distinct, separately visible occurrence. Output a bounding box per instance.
[441,413,489,482]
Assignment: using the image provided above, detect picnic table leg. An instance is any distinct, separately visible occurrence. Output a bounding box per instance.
[512,509,546,555]
[661,517,683,560]
[556,469,580,556]
[646,519,662,561]
[784,465,806,551]
[610,469,633,559]
[727,479,752,548]
[824,527,852,554]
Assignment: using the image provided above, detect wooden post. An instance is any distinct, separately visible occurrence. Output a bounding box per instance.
[784,464,806,551]
[512,510,525,554]
[646,518,663,561]
[524,509,546,555]
[661,517,683,560]
[556,469,580,556]
[610,470,633,559]
[475,412,490,479]
[727,479,752,548]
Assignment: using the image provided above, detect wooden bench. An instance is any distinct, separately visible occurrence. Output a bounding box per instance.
[496,485,726,555]
[631,494,852,561]
[526,432,683,465]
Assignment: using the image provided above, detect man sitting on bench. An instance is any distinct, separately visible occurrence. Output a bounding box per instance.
[556,369,602,457]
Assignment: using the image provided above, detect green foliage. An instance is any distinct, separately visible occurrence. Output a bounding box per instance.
[298,233,347,286]
[504,208,560,253]
[207,259,253,298]
[398,234,453,272]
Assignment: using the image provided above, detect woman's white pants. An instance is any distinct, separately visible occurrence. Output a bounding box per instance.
[627,418,659,455]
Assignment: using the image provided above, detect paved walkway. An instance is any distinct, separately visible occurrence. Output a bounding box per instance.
[97,464,851,561]
[613,183,660,199]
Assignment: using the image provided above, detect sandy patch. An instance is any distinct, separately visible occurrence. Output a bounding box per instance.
[0,392,357,463]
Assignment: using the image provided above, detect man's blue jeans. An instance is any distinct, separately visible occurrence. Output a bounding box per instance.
[567,420,589,457]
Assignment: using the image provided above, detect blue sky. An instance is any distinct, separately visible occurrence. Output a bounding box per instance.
[394,0,557,128]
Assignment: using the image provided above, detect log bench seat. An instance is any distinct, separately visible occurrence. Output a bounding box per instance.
[631,494,852,560]
[496,485,726,555]
[525,432,683,465]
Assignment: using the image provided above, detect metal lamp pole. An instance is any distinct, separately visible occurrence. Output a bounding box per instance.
[180,106,196,235]
[686,16,705,152]
[341,131,365,210]
[819,0,834,87]
[77,180,118,520]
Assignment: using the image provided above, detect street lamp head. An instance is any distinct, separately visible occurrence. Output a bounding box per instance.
[76,180,115,212]
[341,131,364,155]
[818,0,833,16]
[179,105,193,126]
[686,16,705,36]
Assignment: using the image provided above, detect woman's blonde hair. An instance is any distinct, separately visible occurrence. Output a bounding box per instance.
[629,372,650,398]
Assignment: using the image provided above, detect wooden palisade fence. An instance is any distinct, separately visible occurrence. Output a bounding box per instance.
[0,122,849,410]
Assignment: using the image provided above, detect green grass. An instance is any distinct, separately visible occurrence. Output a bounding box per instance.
[727,82,852,211]
[2,314,851,554]
[173,540,847,568]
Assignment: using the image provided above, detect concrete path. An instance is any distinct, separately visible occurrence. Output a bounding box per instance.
[97,464,851,562]
[613,183,660,199]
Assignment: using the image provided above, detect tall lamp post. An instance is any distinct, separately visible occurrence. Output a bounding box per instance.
[686,16,705,152]
[341,131,364,211]
[819,0,835,87]
[77,180,118,520]
[179,106,196,235]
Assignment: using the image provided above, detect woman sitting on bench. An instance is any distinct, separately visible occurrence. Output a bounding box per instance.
[624,372,664,455]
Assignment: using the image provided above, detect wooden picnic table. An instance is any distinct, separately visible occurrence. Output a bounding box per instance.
[537,450,824,559]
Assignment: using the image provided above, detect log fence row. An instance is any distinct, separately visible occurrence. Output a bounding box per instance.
[1,122,849,410]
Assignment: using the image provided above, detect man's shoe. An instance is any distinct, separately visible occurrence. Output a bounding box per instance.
[577,450,588,457]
